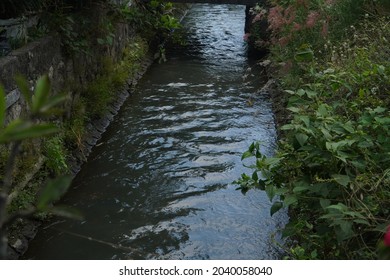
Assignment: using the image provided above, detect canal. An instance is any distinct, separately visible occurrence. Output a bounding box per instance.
[24,4,286,260]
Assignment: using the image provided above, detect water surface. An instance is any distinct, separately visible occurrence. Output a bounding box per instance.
[25,4,286,260]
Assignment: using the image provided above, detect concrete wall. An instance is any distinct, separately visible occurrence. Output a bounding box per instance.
[0,7,153,259]
[0,19,131,124]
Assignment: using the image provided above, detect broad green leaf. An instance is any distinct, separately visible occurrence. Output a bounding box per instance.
[15,75,32,106]
[0,121,59,143]
[293,181,310,193]
[299,115,310,127]
[284,194,297,207]
[317,104,328,117]
[265,185,276,201]
[248,142,255,153]
[37,176,72,210]
[258,179,266,190]
[241,150,253,160]
[357,140,374,148]
[294,49,314,62]
[288,107,300,113]
[327,203,348,212]
[332,174,351,187]
[320,199,331,209]
[251,171,258,181]
[270,201,283,216]
[281,124,295,130]
[353,219,370,226]
[0,85,5,127]
[339,220,353,237]
[305,90,317,99]
[321,128,332,140]
[264,157,281,167]
[32,75,51,114]
[342,122,355,133]
[295,133,309,147]
[351,160,366,170]
[236,186,249,195]
[296,89,305,96]
[372,106,386,114]
[97,38,105,45]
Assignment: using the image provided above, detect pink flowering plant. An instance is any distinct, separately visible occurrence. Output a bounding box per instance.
[249,0,389,60]
[385,227,390,247]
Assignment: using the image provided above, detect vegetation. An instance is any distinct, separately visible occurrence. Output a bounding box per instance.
[0,0,185,259]
[237,0,390,259]
[0,76,75,260]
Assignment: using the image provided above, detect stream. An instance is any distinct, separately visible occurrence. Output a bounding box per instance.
[24,4,286,260]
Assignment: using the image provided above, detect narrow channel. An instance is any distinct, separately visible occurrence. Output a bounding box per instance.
[24,4,286,260]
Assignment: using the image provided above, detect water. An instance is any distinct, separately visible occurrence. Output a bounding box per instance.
[24,4,286,260]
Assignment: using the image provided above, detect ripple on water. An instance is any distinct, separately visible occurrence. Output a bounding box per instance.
[23,4,286,260]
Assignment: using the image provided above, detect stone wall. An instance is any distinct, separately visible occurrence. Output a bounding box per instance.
[0,7,149,259]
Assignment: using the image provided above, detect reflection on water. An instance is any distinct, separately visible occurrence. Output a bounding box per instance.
[24,4,286,260]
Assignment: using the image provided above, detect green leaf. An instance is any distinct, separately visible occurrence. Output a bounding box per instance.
[0,85,5,128]
[236,186,249,195]
[353,218,370,226]
[294,48,314,62]
[97,38,105,45]
[251,171,258,181]
[284,194,298,207]
[295,133,309,147]
[37,176,72,210]
[339,220,353,237]
[317,104,328,117]
[32,75,51,114]
[296,89,305,96]
[248,142,255,153]
[293,181,310,193]
[281,124,295,131]
[265,185,276,201]
[241,150,253,160]
[321,128,332,140]
[270,201,283,216]
[0,121,59,143]
[15,75,32,106]
[351,160,366,170]
[48,206,84,220]
[299,115,310,127]
[258,179,266,190]
[288,107,300,113]
[332,174,351,187]
[327,203,348,212]
[305,90,317,99]
[39,94,68,114]
[264,157,281,167]
[320,199,331,209]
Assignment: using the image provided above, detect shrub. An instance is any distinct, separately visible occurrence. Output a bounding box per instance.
[238,1,390,259]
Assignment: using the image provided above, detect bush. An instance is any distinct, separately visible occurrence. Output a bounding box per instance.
[238,0,390,259]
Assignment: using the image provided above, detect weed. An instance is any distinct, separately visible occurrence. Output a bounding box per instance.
[43,135,68,175]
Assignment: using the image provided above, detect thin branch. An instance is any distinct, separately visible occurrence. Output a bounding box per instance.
[2,141,21,195]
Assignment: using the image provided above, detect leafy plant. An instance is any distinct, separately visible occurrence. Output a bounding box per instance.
[0,76,79,259]
[238,4,390,259]
[44,136,68,175]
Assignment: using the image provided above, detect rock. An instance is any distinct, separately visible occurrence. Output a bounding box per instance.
[11,237,28,254]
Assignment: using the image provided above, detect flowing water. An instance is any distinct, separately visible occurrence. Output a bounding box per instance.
[24,4,286,260]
